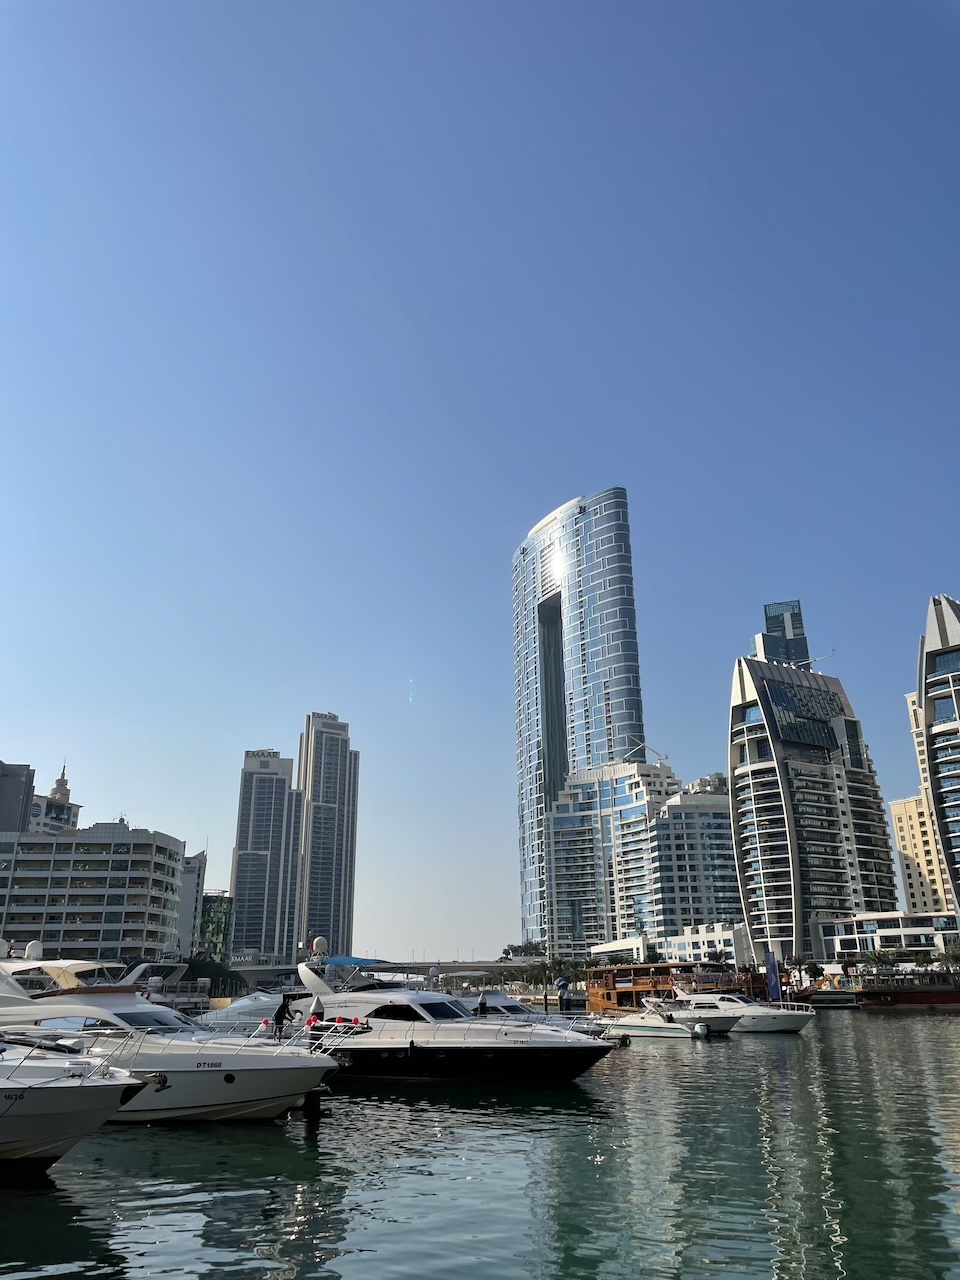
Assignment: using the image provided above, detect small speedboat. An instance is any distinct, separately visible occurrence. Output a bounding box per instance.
[672,988,815,1033]
[0,1030,145,1177]
[604,997,741,1040]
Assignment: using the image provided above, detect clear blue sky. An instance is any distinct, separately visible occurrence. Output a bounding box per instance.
[1,3,958,959]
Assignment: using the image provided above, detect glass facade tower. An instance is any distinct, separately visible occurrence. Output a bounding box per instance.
[752,601,810,667]
[230,750,301,963]
[730,604,896,961]
[297,713,359,959]
[514,487,645,952]
[916,595,960,904]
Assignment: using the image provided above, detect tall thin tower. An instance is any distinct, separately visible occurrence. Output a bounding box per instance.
[297,713,359,958]
[513,487,645,953]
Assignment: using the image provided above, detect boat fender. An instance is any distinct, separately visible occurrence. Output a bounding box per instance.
[618,1034,630,1049]
[692,1023,710,1039]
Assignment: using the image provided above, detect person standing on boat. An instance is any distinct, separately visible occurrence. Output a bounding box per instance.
[273,994,296,1041]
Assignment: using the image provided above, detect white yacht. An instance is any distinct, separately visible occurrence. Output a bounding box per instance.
[604,997,742,1040]
[0,965,339,1122]
[298,964,613,1083]
[0,1030,144,1176]
[672,988,816,1033]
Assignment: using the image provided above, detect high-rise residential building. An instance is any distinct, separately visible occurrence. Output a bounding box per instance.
[297,713,359,958]
[0,820,182,961]
[176,850,207,956]
[914,595,960,909]
[546,761,679,955]
[229,717,359,964]
[198,891,235,964]
[645,776,742,943]
[890,795,951,914]
[543,765,741,957]
[514,488,646,953]
[230,750,301,962]
[729,602,897,962]
[752,601,811,667]
[28,766,82,834]
[0,762,35,833]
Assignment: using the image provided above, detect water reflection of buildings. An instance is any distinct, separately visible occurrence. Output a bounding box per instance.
[45,1122,354,1280]
[753,1018,959,1280]
[520,1029,960,1280]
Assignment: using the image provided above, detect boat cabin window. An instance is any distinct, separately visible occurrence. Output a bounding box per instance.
[370,1004,429,1022]
[119,1008,199,1032]
[37,1017,119,1031]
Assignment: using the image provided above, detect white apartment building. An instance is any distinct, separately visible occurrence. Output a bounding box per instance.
[819,911,960,962]
[176,850,207,957]
[0,820,183,961]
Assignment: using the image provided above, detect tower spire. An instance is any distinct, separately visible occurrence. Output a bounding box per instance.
[50,762,70,803]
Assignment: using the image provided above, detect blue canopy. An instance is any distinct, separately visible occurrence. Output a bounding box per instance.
[324,955,391,968]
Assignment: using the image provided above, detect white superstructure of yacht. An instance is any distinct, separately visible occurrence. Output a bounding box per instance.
[0,1030,144,1175]
[0,964,338,1121]
[672,988,815,1033]
[458,991,608,1038]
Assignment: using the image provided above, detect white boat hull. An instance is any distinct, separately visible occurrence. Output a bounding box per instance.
[730,1010,814,1033]
[606,1019,696,1040]
[83,1037,337,1122]
[0,1077,137,1168]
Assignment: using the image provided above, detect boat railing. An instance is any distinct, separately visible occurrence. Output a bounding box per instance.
[0,1025,155,1083]
[310,1016,590,1048]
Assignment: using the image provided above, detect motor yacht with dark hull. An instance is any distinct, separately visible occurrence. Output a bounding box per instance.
[298,965,612,1083]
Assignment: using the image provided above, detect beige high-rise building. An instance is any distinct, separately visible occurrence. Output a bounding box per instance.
[890,794,953,914]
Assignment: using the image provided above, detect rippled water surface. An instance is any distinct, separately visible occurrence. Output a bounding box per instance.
[4,1014,960,1279]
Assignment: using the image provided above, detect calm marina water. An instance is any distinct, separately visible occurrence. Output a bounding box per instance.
[4,1013,960,1280]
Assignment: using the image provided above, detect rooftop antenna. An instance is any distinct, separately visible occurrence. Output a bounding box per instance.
[808,649,837,669]
[623,738,669,764]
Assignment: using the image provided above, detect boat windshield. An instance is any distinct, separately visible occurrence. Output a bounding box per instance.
[420,1000,468,1021]
[119,1008,201,1033]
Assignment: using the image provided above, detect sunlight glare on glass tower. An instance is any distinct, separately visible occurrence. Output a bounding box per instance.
[513,487,645,952]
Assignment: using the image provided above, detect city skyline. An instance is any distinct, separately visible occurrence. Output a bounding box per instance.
[1,5,956,957]
[4,576,958,959]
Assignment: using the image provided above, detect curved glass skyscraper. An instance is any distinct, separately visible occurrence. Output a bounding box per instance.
[513,487,645,951]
